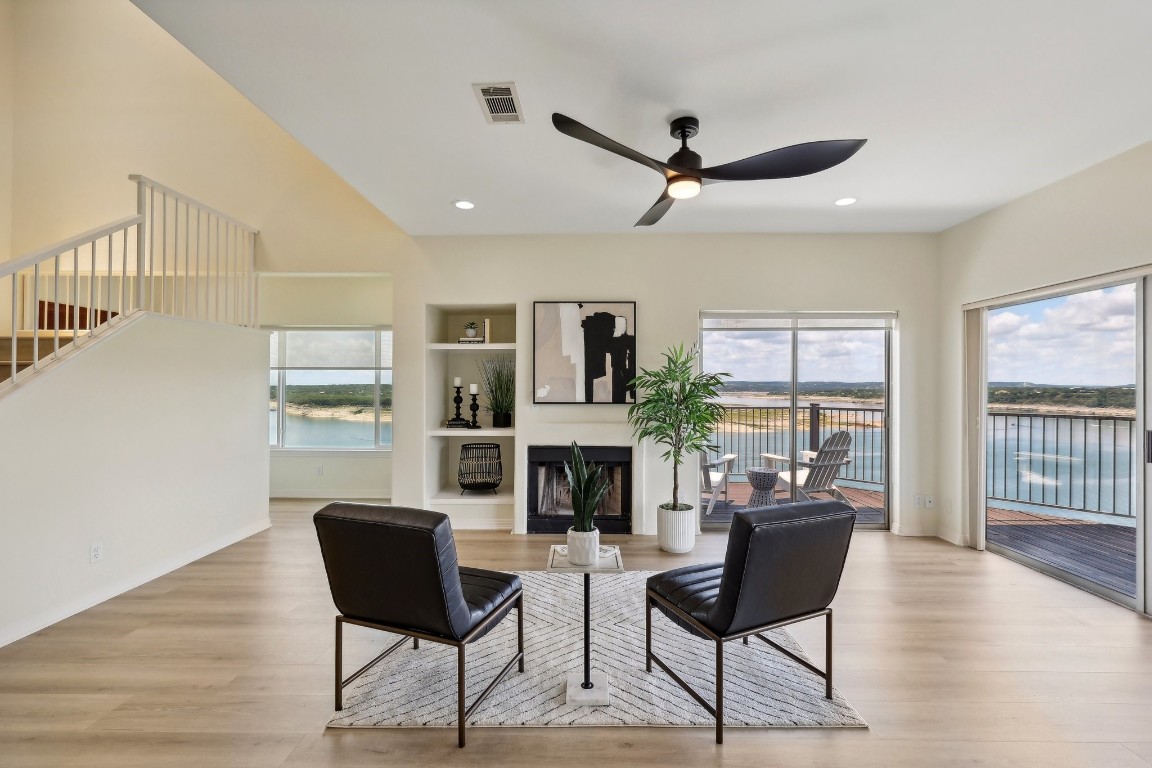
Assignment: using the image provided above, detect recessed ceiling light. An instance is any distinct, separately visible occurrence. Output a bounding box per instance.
[453,200,475,210]
[834,197,857,206]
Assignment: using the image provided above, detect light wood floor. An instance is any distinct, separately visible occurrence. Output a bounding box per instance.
[2,499,1151,768]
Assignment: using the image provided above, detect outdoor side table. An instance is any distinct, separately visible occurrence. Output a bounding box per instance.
[746,466,779,507]
[545,543,624,706]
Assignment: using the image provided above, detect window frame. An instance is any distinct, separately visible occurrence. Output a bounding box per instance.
[268,326,393,452]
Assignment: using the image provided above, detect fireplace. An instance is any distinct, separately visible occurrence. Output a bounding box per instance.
[526,445,632,533]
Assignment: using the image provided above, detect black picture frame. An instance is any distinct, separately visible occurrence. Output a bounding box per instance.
[532,301,637,404]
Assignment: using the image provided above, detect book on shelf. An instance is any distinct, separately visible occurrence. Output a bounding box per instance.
[458,337,485,344]
[482,318,491,341]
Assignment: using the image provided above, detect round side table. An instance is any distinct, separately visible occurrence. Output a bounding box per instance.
[745,466,779,508]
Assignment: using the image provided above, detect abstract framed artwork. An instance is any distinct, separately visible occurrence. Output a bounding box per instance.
[533,301,637,404]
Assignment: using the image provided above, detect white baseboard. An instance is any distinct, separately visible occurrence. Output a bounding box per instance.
[0,517,271,649]
[270,489,389,499]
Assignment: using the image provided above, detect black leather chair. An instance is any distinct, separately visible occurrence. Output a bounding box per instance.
[646,499,856,743]
[313,502,524,747]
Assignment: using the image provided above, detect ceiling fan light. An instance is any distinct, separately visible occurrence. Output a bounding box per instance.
[667,176,701,200]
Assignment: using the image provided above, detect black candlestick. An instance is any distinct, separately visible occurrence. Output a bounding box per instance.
[468,393,481,429]
[446,386,469,428]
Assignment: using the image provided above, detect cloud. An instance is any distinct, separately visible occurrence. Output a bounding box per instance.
[702,329,885,382]
[987,285,1135,384]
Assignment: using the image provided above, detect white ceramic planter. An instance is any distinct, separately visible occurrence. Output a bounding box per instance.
[566,527,600,566]
[657,504,696,553]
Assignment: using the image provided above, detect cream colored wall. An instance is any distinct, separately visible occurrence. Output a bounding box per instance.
[7,0,416,273]
[0,314,270,646]
[395,233,940,535]
[0,0,13,261]
[936,141,1152,545]
[259,274,394,499]
[259,274,394,327]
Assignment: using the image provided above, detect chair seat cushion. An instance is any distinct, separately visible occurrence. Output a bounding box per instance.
[459,567,521,637]
[647,563,724,637]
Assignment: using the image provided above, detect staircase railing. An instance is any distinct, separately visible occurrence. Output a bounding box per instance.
[1,176,257,389]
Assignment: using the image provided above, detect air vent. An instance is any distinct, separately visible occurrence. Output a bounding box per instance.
[473,82,524,124]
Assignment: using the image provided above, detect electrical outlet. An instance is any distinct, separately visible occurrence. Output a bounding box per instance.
[90,543,103,563]
[925,495,935,509]
[914,494,924,508]
[315,464,324,476]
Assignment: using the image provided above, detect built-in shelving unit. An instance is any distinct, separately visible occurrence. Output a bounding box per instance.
[424,304,518,526]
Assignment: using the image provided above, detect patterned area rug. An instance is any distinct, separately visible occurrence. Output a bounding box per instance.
[328,570,866,728]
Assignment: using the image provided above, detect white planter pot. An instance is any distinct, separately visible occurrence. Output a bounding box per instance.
[566,527,600,566]
[657,505,696,553]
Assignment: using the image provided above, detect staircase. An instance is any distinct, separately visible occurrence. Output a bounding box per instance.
[0,332,86,383]
[1,176,258,392]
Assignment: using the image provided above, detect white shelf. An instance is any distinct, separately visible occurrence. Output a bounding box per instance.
[429,489,514,506]
[427,342,516,351]
[429,428,515,437]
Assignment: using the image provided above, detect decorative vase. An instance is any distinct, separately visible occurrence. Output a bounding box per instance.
[491,412,512,428]
[566,527,600,566]
[657,504,696,553]
[465,327,477,338]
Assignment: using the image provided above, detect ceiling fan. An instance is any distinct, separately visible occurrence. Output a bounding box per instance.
[552,113,866,226]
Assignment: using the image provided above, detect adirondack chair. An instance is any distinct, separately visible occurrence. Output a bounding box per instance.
[762,430,853,505]
[700,453,738,515]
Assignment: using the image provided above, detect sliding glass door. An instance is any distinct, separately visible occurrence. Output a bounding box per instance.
[981,282,1142,606]
[700,313,892,528]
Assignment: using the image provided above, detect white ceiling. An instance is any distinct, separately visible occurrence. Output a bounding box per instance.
[130,0,1152,236]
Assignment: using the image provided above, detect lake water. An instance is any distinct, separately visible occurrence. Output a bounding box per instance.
[271,413,393,448]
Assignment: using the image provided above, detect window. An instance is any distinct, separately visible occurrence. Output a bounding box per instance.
[269,328,393,449]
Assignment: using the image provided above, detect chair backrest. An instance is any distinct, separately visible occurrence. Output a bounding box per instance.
[313,502,473,640]
[708,499,856,635]
[801,430,852,492]
[701,452,737,492]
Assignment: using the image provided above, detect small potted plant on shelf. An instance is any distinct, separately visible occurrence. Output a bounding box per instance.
[477,355,515,428]
[464,321,479,338]
[627,343,730,553]
[564,441,611,566]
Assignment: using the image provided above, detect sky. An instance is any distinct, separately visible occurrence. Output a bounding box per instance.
[987,284,1135,385]
[701,329,886,383]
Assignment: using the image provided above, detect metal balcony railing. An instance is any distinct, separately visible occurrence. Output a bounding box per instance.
[986,411,1136,518]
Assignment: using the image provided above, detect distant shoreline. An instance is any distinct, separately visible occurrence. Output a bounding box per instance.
[272,403,393,423]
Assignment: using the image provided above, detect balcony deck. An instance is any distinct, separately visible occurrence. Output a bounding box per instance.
[986,507,1137,597]
[700,482,886,526]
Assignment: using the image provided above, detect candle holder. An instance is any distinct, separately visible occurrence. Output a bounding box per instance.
[446,386,470,429]
[468,393,481,429]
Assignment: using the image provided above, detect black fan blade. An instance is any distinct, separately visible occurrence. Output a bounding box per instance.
[695,139,866,183]
[634,190,675,227]
[552,113,669,176]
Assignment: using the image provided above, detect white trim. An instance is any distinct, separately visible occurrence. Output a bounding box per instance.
[271,489,390,499]
[0,517,270,649]
[271,448,392,458]
[0,216,144,277]
[961,264,1152,311]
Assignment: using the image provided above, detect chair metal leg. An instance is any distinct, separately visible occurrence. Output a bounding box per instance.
[645,596,652,672]
[457,645,466,748]
[334,617,343,711]
[413,637,419,650]
[715,639,724,744]
[826,608,833,699]
[517,593,525,673]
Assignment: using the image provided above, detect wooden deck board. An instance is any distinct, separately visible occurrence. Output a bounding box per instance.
[986,507,1137,597]
[701,483,886,526]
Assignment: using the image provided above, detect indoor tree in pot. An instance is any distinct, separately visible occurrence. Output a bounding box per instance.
[627,344,730,553]
[564,441,611,566]
[477,355,515,428]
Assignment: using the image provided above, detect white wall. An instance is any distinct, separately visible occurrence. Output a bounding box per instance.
[7,0,416,273]
[394,233,939,535]
[936,141,1152,544]
[259,274,394,498]
[0,0,13,261]
[0,313,270,646]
